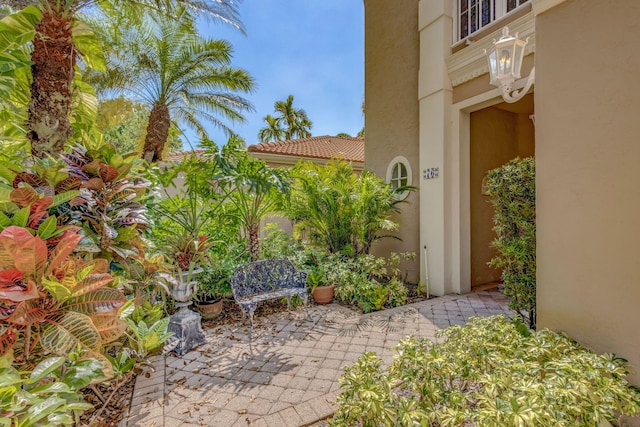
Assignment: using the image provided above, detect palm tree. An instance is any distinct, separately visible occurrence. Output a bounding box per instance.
[258,94,312,142]
[358,97,365,137]
[274,95,312,140]
[97,10,254,162]
[214,136,290,262]
[95,97,182,154]
[288,159,412,257]
[10,0,243,159]
[257,114,285,142]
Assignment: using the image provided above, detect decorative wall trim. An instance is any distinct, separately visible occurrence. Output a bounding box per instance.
[446,12,535,87]
[531,0,568,16]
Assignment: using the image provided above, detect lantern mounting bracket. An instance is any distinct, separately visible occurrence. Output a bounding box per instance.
[500,67,535,103]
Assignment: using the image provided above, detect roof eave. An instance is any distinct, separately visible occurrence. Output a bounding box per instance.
[248,152,364,170]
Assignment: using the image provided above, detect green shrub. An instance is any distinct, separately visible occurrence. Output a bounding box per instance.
[0,355,104,426]
[486,157,536,328]
[385,278,408,308]
[214,137,291,262]
[195,259,235,302]
[331,315,640,427]
[287,159,411,257]
[259,223,305,261]
[259,224,412,312]
[332,254,408,313]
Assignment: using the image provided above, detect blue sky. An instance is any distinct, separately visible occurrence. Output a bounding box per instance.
[185,1,364,150]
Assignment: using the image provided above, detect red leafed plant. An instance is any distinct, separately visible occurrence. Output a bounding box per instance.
[61,144,149,264]
[1,145,149,266]
[0,226,127,364]
[0,160,83,254]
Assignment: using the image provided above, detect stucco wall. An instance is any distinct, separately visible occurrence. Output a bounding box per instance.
[470,108,517,286]
[535,0,640,384]
[469,105,535,286]
[516,113,535,157]
[364,0,421,283]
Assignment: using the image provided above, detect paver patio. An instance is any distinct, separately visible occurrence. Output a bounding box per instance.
[125,290,512,427]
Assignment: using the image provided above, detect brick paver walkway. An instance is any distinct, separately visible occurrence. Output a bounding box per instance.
[126,290,512,427]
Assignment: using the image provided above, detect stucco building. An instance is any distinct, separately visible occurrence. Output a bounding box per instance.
[163,135,364,196]
[247,135,364,171]
[365,0,640,384]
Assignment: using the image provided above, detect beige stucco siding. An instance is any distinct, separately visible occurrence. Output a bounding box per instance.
[535,0,640,384]
[364,0,421,283]
[470,108,513,286]
[468,97,535,287]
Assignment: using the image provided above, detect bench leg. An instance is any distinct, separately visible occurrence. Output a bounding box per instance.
[241,302,257,342]
[248,309,255,342]
[286,296,292,311]
[303,293,311,321]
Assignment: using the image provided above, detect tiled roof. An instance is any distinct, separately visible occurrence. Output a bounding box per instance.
[247,135,364,163]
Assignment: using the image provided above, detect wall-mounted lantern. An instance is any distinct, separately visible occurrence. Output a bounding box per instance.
[485,27,535,103]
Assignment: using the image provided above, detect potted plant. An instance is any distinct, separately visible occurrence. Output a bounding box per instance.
[153,195,213,354]
[165,233,211,278]
[308,267,335,305]
[194,265,233,320]
[155,193,215,272]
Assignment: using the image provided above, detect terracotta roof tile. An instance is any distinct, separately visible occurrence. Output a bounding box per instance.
[247,135,364,163]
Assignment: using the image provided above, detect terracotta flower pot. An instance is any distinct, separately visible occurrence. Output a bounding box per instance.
[196,298,224,320]
[312,285,335,305]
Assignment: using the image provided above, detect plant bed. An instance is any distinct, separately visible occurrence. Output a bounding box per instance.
[331,315,640,426]
[80,373,137,427]
[403,282,429,304]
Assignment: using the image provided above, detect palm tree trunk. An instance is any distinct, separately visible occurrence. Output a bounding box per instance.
[248,223,260,262]
[142,101,171,163]
[28,8,75,159]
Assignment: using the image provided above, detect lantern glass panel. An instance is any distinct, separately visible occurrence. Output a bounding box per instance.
[487,47,497,84]
[512,42,525,78]
[498,47,512,76]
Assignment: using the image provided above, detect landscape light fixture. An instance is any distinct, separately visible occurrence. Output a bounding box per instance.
[485,26,535,103]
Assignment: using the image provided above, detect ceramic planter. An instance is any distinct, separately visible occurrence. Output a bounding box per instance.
[312,285,335,305]
[196,298,224,320]
[171,268,203,302]
[165,268,206,355]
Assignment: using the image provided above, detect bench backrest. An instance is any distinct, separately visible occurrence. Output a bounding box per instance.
[230,259,306,299]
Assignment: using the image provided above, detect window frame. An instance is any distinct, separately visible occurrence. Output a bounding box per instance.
[455,0,529,43]
[385,156,412,200]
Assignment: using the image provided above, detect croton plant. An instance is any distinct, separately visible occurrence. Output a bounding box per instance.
[0,226,126,363]
[0,144,143,364]
[61,144,149,263]
[0,144,148,266]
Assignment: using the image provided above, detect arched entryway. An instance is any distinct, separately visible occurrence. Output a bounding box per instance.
[469,93,534,290]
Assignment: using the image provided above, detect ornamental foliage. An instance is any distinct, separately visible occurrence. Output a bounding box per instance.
[486,157,536,328]
[287,159,411,257]
[332,315,640,427]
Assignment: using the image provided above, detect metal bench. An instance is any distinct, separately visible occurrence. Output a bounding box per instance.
[230,259,309,338]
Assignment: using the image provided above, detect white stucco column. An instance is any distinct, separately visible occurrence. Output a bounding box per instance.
[418,1,453,295]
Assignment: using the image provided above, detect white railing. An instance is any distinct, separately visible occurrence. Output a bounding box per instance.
[456,0,529,42]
